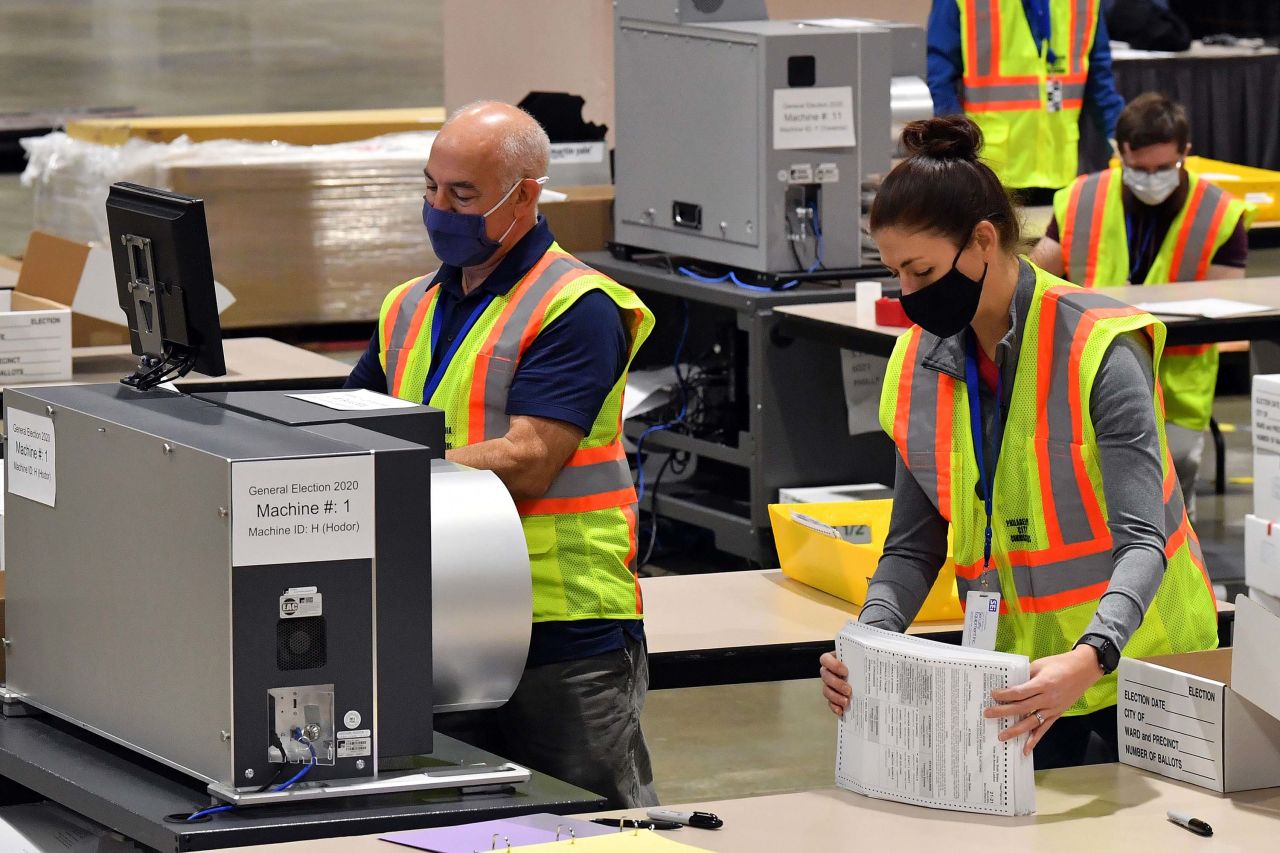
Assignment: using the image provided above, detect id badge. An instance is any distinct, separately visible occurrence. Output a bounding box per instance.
[962,590,1001,650]
[1045,79,1064,113]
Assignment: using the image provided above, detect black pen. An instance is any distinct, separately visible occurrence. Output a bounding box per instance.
[592,817,683,830]
[647,808,724,829]
[1167,810,1213,837]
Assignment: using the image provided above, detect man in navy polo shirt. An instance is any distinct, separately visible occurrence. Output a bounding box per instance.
[346,101,656,808]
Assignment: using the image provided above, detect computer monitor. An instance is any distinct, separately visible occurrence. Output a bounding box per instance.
[105,182,226,389]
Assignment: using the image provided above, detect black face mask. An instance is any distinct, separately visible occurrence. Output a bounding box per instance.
[898,238,987,339]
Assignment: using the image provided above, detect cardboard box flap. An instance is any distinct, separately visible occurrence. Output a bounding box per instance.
[14,231,86,306]
[15,230,236,328]
[1231,594,1280,722]
[1143,647,1233,684]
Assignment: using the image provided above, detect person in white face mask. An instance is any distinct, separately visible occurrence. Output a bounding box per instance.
[1031,92,1252,520]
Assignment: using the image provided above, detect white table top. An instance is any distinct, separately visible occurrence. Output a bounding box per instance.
[211,763,1280,852]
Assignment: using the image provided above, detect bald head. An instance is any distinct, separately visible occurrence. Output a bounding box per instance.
[437,101,551,189]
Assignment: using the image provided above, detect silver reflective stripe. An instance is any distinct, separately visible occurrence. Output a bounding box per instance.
[907,355,943,509]
[481,256,591,440]
[1173,183,1228,281]
[384,277,434,394]
[542,457,632,501]
[962,82,1041,104]
[1062,81,1085,101]
[1067,172,1104,282]
[1164,480,1186,538]
[959,549,1113,604]
[1071,0,1093,73]
[971,0,994,79]
[1042,296,1097,546]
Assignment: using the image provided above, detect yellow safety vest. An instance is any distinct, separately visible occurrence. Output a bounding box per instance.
[377,242,655,622]
[1053,169,1252,431]
[956,0,1097,189]
[879,264,1218,714]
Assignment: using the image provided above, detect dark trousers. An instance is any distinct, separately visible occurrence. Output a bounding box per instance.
[1033,706,1119,770]
[435,635,658,809]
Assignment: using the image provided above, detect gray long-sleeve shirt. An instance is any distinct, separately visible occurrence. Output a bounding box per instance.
[861,259,1167,654]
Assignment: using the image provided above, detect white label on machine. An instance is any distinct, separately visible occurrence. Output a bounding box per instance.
[816,162,840,183]
[280,587,323,619]
[6,408,55,507]
[787,163,815,183]
[343,710,362,729]
[773,86,856,150]
[287,389,417,411]
[231,455,375,567]
[337,736,372,758]
[548,141,606,164]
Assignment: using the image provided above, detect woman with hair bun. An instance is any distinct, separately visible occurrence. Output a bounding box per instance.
[818,116,1218,769]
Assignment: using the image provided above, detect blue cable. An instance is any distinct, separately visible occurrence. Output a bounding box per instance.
[187,804,235,821]
[676,266,729,284]
[635,302,689,505]
[185,731,317,821]
[809,203,824,273]
[273,739,317,792]
[677,266,799,292]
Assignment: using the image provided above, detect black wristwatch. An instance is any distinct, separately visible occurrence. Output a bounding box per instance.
[1074,635,1121,675]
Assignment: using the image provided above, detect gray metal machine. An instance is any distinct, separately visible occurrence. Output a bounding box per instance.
[2,383,533,804]
[613,1,907,274]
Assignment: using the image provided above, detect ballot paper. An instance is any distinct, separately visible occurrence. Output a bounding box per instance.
[835,620,1036,816]
[286,389,417,411]
[1132,298,1273,319]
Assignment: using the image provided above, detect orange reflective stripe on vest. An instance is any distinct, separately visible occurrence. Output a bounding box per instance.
[1060,170,1114,284]
[1169,180,1235,282]
[382,275,433,397]
[466,252,591,444]
[961,0,1092,110]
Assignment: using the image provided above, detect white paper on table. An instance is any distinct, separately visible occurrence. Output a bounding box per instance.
[287,389,418,411]
[0,801,136,852]
[621,366,678,423]
[1133,298,1273,319]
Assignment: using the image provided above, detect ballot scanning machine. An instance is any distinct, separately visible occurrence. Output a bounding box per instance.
[2,183,534,806]
[612,0,926,276]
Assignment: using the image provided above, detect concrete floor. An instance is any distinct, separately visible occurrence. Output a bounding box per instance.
[0,0,1275,810]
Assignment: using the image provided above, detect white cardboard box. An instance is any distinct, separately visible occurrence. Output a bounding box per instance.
[1249,586,1280,618]
[1117,596,1280,792]
[0,293,71,384]
[1253,374,1280,453]
[1254,449,1280,522]
[778,483,892,504]
[1244,514,1280,599]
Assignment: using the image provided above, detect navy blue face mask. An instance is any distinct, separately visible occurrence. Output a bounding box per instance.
[423,176,548,268]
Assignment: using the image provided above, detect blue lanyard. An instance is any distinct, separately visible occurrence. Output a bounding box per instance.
[1026,0,1056,66]
[1125,212,1157,284]
[964,331,1003,579]
[423,290,496,403]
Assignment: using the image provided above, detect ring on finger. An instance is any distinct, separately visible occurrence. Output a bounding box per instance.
[1033,711,1045,726]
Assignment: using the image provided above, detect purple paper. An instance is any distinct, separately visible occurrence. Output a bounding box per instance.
[381,813,613,852]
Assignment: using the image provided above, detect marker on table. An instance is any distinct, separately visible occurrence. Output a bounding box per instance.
[646,808,724,829]
[591,818,683,831]
[1167,810,1213,837]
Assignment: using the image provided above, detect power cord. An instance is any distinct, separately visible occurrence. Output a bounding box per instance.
[182,729,318,822]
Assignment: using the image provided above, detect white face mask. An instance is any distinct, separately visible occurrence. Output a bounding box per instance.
[1122,164,1181,206]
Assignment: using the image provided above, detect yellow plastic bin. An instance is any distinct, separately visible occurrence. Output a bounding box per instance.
[1186,156,1280,225]
[769,500,963,622]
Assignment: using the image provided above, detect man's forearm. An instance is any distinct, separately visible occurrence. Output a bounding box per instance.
[447,439,549,501]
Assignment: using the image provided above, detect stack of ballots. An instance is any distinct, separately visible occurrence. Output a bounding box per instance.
[1246,375,1280,616]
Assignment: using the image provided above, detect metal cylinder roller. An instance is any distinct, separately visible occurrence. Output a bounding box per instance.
[429,460,532,713]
